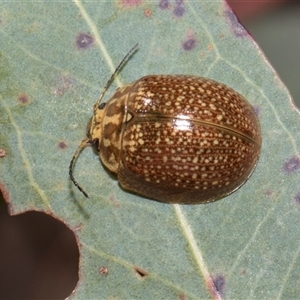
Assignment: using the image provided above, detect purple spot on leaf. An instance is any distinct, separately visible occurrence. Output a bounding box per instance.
[58,141,67,150]
[225,9,248,37]
[159,0,169,10]
[252,105,260,116]
[283,156,300,174]
[173,0,185,17]
[76,33,94,50]
[213,274,225,295]
[294,193,300,205]
[182,38,196,51]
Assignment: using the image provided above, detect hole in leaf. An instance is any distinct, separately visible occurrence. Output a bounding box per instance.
[17,93,30,105]
[0,193,79,299]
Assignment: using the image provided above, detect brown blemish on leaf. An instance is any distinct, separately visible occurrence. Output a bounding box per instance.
[144,9,152,17]
[134,267,148,278]
[99,266,109,275]
[109,196,120,208]
[207,44,213,51]
[0,149,6,157]
[17,93,30,105]
[75,33,94,50]
[178,294,186,300]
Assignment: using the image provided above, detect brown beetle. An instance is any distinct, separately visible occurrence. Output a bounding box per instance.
[69,45,261,204]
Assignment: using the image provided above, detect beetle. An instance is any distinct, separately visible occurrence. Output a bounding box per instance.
[69,45,261,204]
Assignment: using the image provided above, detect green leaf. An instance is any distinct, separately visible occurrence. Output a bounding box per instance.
[1,1,299,299]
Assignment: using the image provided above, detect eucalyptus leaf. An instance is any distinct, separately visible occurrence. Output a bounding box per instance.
[1,1,299,299]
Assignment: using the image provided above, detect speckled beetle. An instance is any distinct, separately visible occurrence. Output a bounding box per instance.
[69,44,261,204]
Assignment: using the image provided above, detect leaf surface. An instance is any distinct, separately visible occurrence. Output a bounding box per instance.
[0,1,300,299]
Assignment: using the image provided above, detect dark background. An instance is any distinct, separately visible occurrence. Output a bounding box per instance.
[1,2,299,299]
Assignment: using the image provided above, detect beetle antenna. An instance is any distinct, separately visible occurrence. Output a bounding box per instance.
[69,44,138,198]
[69,138,91,198]
[95,43,139,109]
